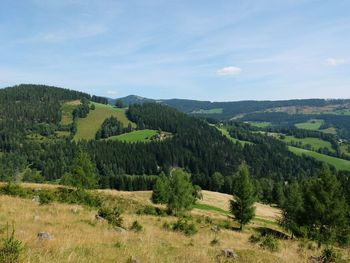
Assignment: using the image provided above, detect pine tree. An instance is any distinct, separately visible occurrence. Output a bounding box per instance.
[303,166,349,246]
[280,181,304,238]
[230,164,255,230]
[151,172,169,204]
[167,169,196,215]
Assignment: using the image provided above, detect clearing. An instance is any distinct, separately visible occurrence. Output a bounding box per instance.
[281,136,334,152]
[295,119,323,130]
[108,129,172,143]
[74,103,136,141]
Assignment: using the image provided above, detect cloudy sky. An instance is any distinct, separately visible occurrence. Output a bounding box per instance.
[0,0,349,101]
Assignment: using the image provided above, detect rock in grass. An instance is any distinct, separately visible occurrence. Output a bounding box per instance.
[95,214,105,221]
[221,248,238,259]
[37,231,53,240]
[128,256,141,263]
[114,226,127,234]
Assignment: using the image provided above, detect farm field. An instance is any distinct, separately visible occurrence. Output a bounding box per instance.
[288,146,350,171]
[248,121,271,128]
[294,119,323,130]
[281,136,334,152]
[0,183,335,263]
[108,129,159,143]
[192,108,223,114]
[74,103,136,141]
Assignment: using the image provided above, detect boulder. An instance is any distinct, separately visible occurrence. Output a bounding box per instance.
[211,225,220,233]
[221,248,238,259]
[37,232,53,240]
[114,226,127,234]
[32,195,40,203]
[95,214,105,221]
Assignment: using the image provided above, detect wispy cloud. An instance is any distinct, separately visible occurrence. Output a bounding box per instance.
[216,66,242,76]
[325,58,346,66]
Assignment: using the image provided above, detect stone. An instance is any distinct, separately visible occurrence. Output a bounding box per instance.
[114,226,127,234]
[128,256,141,263]
[211,225,220,233]
[95,214,105,221]
[221,248,238,259]
[33,215,40,221]
[37,232,53,240]
[32,195,40,203]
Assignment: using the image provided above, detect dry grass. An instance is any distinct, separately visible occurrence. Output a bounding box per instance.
[1,184,348,263]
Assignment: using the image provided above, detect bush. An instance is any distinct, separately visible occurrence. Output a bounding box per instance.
[210,237,220,246]
[0,224,23,263]
[56,188,102,207]
[172,219,197,236]
[136,205,166,216]
[130,221,143,232]
[260,235,280,252]
[321,247,342,262]
[249,234,262,244]
[0,183,29,198]
[38,190,55,205]
[97,207,123,227]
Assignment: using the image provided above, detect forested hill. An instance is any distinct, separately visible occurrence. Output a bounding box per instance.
[113,95,350,119]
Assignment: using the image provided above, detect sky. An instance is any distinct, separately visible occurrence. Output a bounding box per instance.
[0,0,349,101]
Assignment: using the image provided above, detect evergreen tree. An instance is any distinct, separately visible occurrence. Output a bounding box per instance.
[303,166,349,246]
[61,150,98,189]
[210,172,224,192]
[167,169,196,214]
[151,172,170,204]
[230,164,255,230]
[280,181,304,238]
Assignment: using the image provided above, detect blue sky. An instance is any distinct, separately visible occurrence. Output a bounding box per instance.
[0,0,349,101]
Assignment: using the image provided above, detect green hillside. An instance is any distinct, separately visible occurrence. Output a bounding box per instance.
[295,119,323,130]
[281,136,334,152]
[74,103,136,141]
[108,129,159,143]
[288,146,350,171]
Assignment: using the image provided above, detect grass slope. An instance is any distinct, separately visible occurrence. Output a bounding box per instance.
[108,129,159,143]
[289,146,350,171]
[1,183,329,263]
[281,136,334,152]
[74,103,136,141]
[217,126,252,145]
[192,108,223,114]
[249,121,271,128]
[60,100,80,125]
[295,119,323,130]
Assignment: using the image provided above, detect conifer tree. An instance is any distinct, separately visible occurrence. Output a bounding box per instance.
[230,164,255,230]
[151,172,170,204]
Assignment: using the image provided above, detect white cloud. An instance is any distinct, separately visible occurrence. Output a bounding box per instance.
[325,58,346,66]
[216,66,242,76]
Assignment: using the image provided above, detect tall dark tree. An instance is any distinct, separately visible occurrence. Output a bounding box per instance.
[230,164,256,230]
[115,99,124,108]
[152,172,170,204]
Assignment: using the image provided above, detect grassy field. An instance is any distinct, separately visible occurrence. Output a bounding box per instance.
[60,100,80,125]
[108,129,159,143]
[281,136,334,152]
[288,146,350,171]
[74,103,136,141]
[0,183,337,263]
[295,119,323,130]
[249,122,271,128]
[217,126,252,145]
[192,108,224,114]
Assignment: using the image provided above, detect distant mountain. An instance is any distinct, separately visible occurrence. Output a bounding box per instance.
[108,95,156,106]
[111,95,350,120]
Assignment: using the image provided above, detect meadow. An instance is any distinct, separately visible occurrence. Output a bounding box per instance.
[288,146,350,171]
[281,136,334,152]
[73,103,136,141]
[108,129,159,143]
[1,183,342,263]
[294,119,323,130]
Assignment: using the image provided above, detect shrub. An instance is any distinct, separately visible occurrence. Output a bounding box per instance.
[260,235,280,252]
[136,205,166,216]
[130,221,143,232]
[172,219,197,236]
[321,247,342,262]
[210,237,220,246]
[97,207,123,227]
[0,183,28,198]
[38,190,55,205]
[0,224,23,263]
[56,188,102,207]
[249,234,261,244]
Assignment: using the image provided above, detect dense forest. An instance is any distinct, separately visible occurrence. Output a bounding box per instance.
[1,84,350,206]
